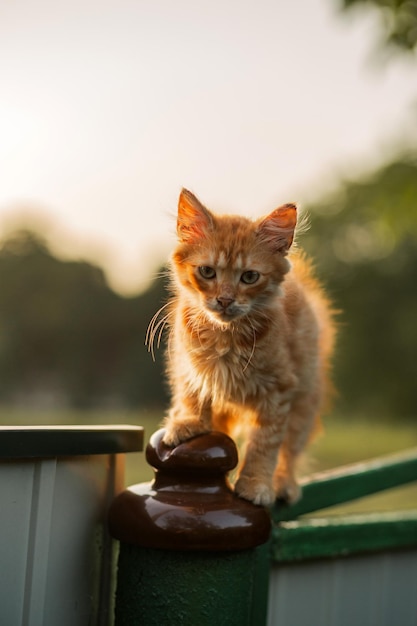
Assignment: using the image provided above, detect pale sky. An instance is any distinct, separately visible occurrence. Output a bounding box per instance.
[1,0,416,294]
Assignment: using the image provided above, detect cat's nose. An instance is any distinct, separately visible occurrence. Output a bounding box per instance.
[217,296,234,309]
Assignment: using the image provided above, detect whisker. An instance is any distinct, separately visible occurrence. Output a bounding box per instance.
[156,314,170,349]
[150,313,171,358]
[145,302,170,346]
[145,302,172,361]
[242,319,257,373]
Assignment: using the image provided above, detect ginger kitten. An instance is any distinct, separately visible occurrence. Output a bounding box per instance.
[148,189,335,506]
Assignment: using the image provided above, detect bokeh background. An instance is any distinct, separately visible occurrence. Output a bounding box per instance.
[1,0,416,507]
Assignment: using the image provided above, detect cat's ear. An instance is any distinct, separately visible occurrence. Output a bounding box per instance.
[177,188,213,243]
[257,203,297,254]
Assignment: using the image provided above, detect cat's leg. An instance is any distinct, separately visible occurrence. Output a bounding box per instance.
[273,396,318,503]
[163,393,212,447]
[234,396,291,506]
[273,444,302,503]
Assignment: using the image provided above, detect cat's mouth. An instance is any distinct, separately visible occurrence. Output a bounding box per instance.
[215,309,239,322]
[206,300,247,324]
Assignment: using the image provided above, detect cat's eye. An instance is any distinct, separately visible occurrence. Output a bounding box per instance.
[241,270,260,284]
[199,266,216,279]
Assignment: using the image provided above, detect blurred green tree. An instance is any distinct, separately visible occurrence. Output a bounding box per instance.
[0,229,168,409]
[341,0,417,52]
[302,155,417,418]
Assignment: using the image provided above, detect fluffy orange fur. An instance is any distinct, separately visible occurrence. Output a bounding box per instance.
[149,188,335,506]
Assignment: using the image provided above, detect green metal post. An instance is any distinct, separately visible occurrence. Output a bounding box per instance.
[109,429,271,626]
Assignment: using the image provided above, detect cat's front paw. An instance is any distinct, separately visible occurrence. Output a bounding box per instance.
[274,473,302,504]
[163,421,209,447]
[234,475,276,507]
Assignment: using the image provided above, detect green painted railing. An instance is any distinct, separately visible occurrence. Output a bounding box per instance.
[271,510,417,562]
[269,447,417,564]
[271,447,417,523]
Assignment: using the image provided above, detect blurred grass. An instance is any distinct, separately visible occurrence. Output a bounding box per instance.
[308,414,417,516]
[0,408,416,515]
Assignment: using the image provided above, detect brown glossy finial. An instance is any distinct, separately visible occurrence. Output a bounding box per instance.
[109,429,271,551]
